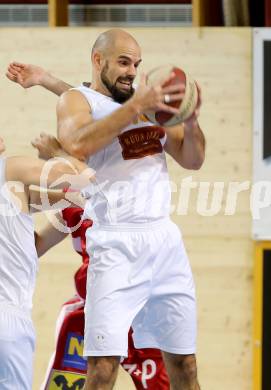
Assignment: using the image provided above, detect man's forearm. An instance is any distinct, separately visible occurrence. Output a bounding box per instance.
[60,98,141,159]
[180,123,205,170]
[58,75,182,160]
[40,72,72,96]
[34,219,67,257]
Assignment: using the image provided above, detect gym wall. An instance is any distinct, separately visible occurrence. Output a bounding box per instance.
[0,27,252,390]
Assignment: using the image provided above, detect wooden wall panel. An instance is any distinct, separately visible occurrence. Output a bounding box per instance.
[48,0,68,26]
[0,0,191,4]
[0,27,252,390]
[192,0,223,26]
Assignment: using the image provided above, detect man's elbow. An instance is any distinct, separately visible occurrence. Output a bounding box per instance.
[68,143,87,161]
[191,155,205,170]
[60,138,87,161]
[182,154,205,170]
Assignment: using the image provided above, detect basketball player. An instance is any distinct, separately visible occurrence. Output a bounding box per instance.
[7,61,170,389]
[0,139,91,389]
[56,29,205,390]
[36,203,169,390]
[7,27,205,389]
[33,134,170,390]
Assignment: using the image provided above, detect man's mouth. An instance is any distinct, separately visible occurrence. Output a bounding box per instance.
[117,80,132,89]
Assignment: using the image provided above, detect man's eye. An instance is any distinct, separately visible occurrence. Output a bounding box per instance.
[119,61,128,66]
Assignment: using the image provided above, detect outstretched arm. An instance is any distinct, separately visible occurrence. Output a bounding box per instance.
[29,186,85,213]
[29,133,87,211]
[6,61,72,96]
[5,155,92,188]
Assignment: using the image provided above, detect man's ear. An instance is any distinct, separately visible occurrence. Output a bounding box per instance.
[92,51,103,71]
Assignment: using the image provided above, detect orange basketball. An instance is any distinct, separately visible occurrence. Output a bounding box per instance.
[146,65,199,126]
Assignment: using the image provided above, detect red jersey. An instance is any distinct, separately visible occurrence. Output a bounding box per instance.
[61,207,92,300]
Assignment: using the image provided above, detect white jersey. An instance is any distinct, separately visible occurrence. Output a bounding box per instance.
[0,157,38,314]
[78,86,172,224]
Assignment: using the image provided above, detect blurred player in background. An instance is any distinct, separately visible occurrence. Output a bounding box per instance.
[0,135,91,389]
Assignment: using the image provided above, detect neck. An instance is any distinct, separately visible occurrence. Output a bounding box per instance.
[91,78,112,98]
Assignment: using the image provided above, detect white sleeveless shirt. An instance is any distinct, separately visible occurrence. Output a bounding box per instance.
[0,158,38,314]
[78,86,172,225]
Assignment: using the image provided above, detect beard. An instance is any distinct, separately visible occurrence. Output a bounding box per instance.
[101,62,135,104]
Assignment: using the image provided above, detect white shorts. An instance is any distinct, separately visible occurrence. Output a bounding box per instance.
[84,219,196,357]
[0,306,35,390]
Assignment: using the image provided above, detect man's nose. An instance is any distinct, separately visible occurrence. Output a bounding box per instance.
[127,64,137,77]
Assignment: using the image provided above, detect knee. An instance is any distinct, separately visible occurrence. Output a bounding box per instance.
[176,354,197,381]
[87,356,119,384]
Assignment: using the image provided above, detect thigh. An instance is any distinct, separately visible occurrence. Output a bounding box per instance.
[133,223,197,354]
[133,291,197,354]
[84,229,152,357]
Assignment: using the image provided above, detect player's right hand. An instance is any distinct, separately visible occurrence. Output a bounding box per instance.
[31,132,66,160]
[6,61,47,88]
[131,73,185,115]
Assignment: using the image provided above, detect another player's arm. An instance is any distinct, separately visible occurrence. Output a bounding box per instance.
[34,213,68,257]
[31,132,70,160]
[3,157,89,215]
[6,61,72,96]
[30,132,86,205]
[5,155,90,188]
[29,134,87,211]
[29,187,85,213]
[57,75,183,160]
[164,84,205,170]
[37,72,72,96]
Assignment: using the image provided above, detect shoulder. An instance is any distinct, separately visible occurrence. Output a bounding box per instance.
[57,88,92,114]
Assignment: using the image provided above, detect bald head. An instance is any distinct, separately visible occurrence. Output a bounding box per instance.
[91,29,140,57]
[90,29,142,103]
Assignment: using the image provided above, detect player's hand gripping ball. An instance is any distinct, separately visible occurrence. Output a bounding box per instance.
[146,65,199,126]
